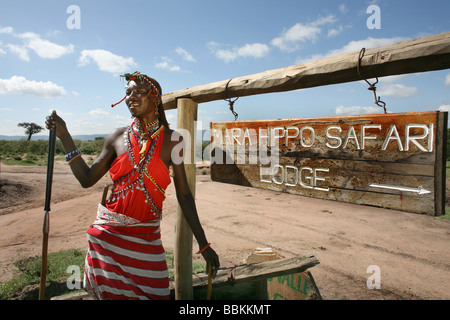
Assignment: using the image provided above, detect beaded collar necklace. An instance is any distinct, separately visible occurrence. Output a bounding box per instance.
[111,118,165,218]
[131,119,161,160]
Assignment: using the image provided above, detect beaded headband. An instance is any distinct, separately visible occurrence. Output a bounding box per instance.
[111,71,160,108]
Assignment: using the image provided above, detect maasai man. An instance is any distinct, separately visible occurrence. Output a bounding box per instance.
[46,72,219,300]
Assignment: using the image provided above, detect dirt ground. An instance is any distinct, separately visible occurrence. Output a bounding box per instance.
[1,160,450,300]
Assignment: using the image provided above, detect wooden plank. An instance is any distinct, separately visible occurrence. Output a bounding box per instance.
[51,291,93,300]
[245,248,322,300]
[210,111,446,215]
[162,32,450,110]
[190,254,319,288]
[174,98,198,300]
[212,163,435,214]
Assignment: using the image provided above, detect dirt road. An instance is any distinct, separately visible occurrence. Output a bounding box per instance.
[1,162,449,299]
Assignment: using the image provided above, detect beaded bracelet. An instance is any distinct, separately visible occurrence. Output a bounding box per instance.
[66,149,81,162]
[197,243,211,254]
[67,153,82,164]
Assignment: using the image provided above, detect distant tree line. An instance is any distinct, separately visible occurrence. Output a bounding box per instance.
[0,137,105,158]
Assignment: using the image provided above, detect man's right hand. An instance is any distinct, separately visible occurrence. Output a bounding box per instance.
[45,110,68,138]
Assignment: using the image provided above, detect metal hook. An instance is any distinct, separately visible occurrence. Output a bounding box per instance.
[225,79,239,121]
[357,48,387,113]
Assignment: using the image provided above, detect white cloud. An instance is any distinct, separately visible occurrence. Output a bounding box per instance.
[445,73,450,87]
[271,24,321,52]
[328,26,344,37]
[1,28,74,61]
[438,105,450,112]
[207,41,220,49]
[0,26,14,34]
[0,40,5,55]
[6,44,29,61]
[18,32,74,59]
[238,43,270,58]
[155,57,181,72]
[297,36,410,64]
[175,47,195,62]
[165,112,176,126]
[210,42,270,63]
[78,49,137,73]
[339,4,348,14]
[87,108,110,118]
[335,105,384,115]
[377,83,419,98]
[271,15,337,52]
[0,76,66,98]
[215,49,238,63]
[68,108,130,134]
[314,15,338,26]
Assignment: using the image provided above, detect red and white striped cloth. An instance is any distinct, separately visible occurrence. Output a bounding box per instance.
[83,204,170,300]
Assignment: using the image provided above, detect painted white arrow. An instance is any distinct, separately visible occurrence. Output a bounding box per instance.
[369,183,431,195]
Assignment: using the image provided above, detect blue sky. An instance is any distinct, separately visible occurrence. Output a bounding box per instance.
[1,0,449,138]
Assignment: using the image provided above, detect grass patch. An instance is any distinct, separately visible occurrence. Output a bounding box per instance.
[441,208,450,220]
[165,251,206,278]
[0,249,86,300]
[0,249,205,300]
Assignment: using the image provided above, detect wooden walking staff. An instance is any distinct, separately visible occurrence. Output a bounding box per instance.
[39,128,56,300]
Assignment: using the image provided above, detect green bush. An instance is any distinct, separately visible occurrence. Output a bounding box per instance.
[0,138,105,159]
[79,138,105,155]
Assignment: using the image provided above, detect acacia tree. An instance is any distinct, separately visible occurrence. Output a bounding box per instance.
[18,122,44,140]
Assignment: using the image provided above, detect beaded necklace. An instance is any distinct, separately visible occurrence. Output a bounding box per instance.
[132,119,161,160]
[107,118,165,218]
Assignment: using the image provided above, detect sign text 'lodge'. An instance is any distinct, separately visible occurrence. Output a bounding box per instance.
[210,111,447,216]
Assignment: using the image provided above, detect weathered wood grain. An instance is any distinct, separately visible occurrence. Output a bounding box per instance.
[210,111,447,215]
[162,32,450,110]
[174,98,198,300]
[190,254,319,288]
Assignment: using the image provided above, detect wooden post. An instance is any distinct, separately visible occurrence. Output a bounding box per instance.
[174,98,198,300]
[434,111,448,216]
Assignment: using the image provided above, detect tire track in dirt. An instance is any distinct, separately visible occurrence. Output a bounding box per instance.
[199,211,448,299]
[193,177,450,300]
[2,165,449,299]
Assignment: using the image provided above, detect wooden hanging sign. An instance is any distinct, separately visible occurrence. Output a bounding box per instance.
[210,111,447,216]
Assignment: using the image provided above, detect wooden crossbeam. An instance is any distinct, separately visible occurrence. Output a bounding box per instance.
[162,32,450,110]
